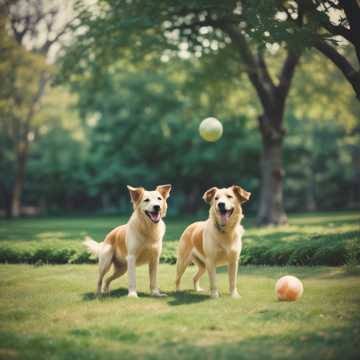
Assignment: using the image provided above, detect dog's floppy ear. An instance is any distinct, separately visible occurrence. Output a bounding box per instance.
[127,185,144,204]
[232,185,251,203]
[156,184,172,199]
[202,187,218,204]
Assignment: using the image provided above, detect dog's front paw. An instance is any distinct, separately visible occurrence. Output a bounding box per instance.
[231,291,241,299]
[151,290,167,297]
[128,291,138,298]
[102,287,110,295]
[195,286,205,292]
[193,280,205,292]
[210,290,220,299]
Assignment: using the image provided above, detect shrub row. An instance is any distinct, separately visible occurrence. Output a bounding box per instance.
[0,246,96,265]
[0,231,359,266]
[241,231,360,266]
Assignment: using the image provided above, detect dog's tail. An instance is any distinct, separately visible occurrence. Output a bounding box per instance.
[83,236,102,258]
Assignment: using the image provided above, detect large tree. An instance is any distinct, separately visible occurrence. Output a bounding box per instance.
[0,0,73,217]
[307,0,360,101]
[64,0,309,225]
[253,0,360,101]
[0,24,48,218]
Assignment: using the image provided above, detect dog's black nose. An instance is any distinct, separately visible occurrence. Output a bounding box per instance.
[218,202,226,212]
[153,205,160,212]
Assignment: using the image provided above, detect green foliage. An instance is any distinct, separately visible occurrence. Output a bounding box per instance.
[66,64,261,214]
[61,0,313,76]
[0,245,92,265]
[16,56,360,214]
[344,239,360,273]
[2,1,358,217]
[0,0,354,218]
[60,56,358,214]
[284,118,360,210]
[290,51,360,129]
[0,21,50,189]
[21,86,89,211]
[0,23,49,123]
[0,14,55,218]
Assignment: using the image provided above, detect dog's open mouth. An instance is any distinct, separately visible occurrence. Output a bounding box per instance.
[218,208,234,225]
[145,210,161,223]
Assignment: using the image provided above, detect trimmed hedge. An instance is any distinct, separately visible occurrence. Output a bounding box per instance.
[0,246,94,264]
[0,231,358,266]
[241,231,360,266]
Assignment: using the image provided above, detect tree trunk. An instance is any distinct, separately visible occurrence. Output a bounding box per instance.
[305,163,317,211]
[257,115,287,226]
[4,191,13,218]
[315,40,360,102]
[0,185,12,219]
[11,145,28,217]
[0,149,13,218]
[339,0,360,65]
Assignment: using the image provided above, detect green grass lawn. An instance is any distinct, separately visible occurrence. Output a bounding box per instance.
[0,211,359,265]
[0,213,359,358]
[0,264,359,359]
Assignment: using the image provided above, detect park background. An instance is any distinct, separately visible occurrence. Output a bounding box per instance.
[1,0,360,222]
[0,1,360,359]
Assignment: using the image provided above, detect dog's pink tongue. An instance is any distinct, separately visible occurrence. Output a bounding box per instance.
[150,212,160,222]
[220,211,230,225]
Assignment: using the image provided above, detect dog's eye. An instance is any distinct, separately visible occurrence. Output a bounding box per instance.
[157,197,162,201]
[144,198,150,202]
[227,195,233,199]
[215,197,219,201]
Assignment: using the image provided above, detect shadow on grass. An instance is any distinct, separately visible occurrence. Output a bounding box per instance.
[82,288,209,305]
[166,290,209,306]
[82,287,152,301]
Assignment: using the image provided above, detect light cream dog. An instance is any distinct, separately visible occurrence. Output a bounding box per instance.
[84,184,172,298]
[175,185,251,298]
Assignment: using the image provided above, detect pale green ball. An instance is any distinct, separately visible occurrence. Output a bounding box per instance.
[199,117,223,142]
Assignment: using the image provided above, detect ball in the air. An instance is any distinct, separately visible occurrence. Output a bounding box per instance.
[199,117,223,142]
[275,275,304,301]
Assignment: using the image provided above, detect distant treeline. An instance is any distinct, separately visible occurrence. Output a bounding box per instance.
[2,70,360,217]
[18,75,359,217]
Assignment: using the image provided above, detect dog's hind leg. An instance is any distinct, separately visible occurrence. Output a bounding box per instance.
[192,256,206,292]
[175,255,192,291]
[175,231,194,291]
[97,244,113,296]
[103,258,127,294]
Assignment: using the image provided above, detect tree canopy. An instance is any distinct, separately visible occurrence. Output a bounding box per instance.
[1,0,359,219]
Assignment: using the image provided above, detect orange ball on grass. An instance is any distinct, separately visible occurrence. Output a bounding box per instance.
[275,275,304,301]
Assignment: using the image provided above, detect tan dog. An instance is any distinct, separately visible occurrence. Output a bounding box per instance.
[84,184,172,298]
[175,186,251,298]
